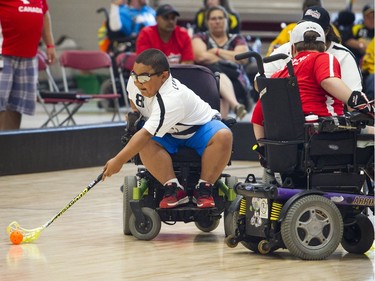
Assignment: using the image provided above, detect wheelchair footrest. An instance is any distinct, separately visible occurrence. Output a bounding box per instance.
[156,205,221,223]
[234,182,279,199]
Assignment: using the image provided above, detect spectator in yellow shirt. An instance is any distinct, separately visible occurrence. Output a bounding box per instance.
[344,4,374,65]
[362,38,374,100]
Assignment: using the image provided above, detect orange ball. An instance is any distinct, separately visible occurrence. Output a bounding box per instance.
[10,230,23,245]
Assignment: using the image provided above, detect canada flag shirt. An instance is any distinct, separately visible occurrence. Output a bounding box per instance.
[0,0,48,58]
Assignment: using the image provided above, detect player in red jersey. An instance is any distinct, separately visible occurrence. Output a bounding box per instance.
[0,0,56,130]
[251,21,373,141]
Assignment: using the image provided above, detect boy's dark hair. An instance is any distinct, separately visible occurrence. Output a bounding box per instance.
[135,48,170,73]
[295,31,326,52]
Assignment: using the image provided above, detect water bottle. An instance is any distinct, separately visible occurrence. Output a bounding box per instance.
[186,23,194,38]
[252,38,262,54]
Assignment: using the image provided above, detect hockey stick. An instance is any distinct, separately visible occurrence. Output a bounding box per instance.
[6,173,103,243]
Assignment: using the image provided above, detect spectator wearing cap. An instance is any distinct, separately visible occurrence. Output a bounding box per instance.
[344,4,374,65]
[251,21,374,142]
[258,6,362,95]
[135,4,194,64]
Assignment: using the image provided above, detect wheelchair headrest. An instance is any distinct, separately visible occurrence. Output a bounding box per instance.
[170,65,221,111]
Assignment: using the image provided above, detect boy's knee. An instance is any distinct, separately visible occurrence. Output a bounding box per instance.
[214,128,233,147]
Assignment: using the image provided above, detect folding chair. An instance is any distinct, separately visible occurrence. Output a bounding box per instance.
[37,50,91,127]
[59,50,123,121]
[116,51,137,110]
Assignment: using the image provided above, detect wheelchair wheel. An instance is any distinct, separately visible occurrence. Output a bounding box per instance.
[98,79,127,109]
[129,207,161,240]
[224,208,237,237]
[224,199,279,254]
[223,202,265,252]
[341,213,374,254]
[223,177,238,236]
[281,195,343,260]
[97,79,114,110]
[123,176,136,235]
[194,218,220,232]
[224,208,258,251]
[224,195,240,236]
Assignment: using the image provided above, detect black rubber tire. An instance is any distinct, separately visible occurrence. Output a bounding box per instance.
[224,234,238,248]
[195,218,220,232]
[98,79,114,110]
[223,206,261,252]
[123,176,136,235]
[129,207,161,240]
[223,176,238,236]
[281,195,343,260]
[224,208,238,237]
[341,213,374,254]
[98,78,127,108]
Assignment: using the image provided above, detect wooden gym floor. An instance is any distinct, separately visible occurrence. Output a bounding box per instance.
[0,161,374,281]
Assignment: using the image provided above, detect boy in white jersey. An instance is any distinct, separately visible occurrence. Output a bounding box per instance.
[102,48,233,209]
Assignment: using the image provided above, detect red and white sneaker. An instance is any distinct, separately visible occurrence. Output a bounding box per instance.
[159,183,188,209]
[193,182,215,208]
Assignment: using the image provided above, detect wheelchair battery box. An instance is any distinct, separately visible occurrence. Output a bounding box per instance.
[157,207,221,223]
[311,173,365,193]
[309,131,356,169]
[245,197,270,237]
[310,131,355,155]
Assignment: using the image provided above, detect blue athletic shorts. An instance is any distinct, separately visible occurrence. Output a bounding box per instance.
[0,55,38,115]
[152,119,229,156]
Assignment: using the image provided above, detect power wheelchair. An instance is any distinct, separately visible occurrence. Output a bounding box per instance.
[224,52,375,260]
[122,64,238,240]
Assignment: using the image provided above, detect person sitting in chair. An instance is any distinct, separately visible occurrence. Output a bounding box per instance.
[251,21,374,141]
[102,48,233,209]
[136,4,194,65]
[109,0,156,38]
[192,5,250,119]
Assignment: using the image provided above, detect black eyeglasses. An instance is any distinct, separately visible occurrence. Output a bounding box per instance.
[130,71,163,83]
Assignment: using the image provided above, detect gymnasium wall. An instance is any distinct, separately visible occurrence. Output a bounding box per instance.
[0,122,257,176]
